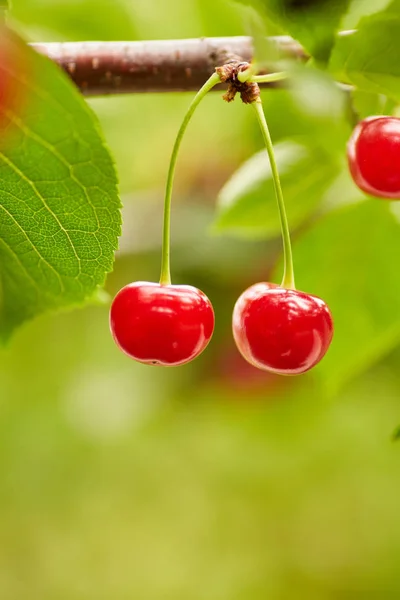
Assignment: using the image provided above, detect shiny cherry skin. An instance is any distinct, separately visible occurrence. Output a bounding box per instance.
[110,281,214,366]
[347,116,400,199]
[232,282,333,375]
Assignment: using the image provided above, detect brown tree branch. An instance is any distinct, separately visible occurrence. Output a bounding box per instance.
[32,36,307,96]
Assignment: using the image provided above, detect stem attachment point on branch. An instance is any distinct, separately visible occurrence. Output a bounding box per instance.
[216,61,260,104]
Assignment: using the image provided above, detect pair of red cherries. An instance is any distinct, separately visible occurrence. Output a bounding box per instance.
[110,116,400,375]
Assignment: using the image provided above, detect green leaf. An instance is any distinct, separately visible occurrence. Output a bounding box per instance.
[0,29,120,340]
[342,0,392,29]
[280,201,400,394]
[330,3,400,102]
[213,141,339,239]
[235,0,351,62]
[350,89,388,121]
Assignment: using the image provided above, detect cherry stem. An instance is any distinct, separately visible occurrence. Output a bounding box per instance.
[252,98,295,289]
[237,68,287,85]
[251,72,287,84]
[159,71,221,286]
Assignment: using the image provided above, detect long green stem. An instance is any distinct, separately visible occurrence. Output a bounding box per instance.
[159,71,221,285]
[250,72,287,84]
[252,98,295,289]
[237,69,287,84]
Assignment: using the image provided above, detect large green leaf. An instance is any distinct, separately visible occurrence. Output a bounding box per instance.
[342,0,392,28]
[235,0,350,62]
[279,200,400,394]
[0,29,120,339]
[330,2,400,102]
[214,141,339,238]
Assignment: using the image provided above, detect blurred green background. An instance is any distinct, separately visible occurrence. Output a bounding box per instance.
[1,0,400,598]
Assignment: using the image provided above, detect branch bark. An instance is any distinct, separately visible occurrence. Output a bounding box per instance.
[32,36,307,96]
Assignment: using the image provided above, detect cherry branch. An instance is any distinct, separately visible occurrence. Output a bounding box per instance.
[32,36,307,96]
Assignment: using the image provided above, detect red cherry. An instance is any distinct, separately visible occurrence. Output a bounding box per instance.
[347,116,400,199]
[232,282,333,375]
[110,281,214,366]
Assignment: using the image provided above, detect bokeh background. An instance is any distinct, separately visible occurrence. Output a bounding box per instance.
[1,0,400,598]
